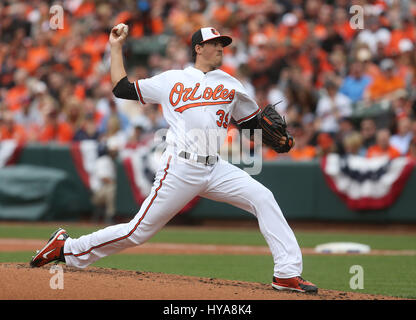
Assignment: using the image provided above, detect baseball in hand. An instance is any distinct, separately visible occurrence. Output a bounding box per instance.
[114,23,128,36]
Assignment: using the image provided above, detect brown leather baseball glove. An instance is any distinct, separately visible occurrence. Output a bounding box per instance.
[258,104,294,153]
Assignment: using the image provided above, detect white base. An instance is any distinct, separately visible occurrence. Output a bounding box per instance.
[315,242,371,254]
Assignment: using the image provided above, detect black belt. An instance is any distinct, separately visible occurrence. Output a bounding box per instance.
[178,151,218,165]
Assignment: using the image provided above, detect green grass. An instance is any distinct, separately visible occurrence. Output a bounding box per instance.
[2,252,415,299]
[1,224,415,250]
[1,223,415,298]
[0,224,100,240]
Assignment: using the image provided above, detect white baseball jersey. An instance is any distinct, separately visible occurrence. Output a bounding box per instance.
[133,66,261,155]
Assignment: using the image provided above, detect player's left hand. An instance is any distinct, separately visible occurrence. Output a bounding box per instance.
[279,134,295,150]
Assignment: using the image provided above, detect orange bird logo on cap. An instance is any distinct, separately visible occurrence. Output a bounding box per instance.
[211,28,219,35]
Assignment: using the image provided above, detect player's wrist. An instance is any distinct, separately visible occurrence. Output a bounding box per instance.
[110,42,124,49]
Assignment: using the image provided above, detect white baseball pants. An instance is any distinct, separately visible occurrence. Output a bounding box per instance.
[64,146,303,278]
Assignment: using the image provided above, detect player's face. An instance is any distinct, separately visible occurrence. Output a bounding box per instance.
[198,39,224,69]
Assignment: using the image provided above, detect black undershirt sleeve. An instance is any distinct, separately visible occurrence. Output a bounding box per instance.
[238,116,259,138]
[112,76,139,100]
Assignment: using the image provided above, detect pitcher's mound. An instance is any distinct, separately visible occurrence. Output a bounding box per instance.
[0,263,399,300]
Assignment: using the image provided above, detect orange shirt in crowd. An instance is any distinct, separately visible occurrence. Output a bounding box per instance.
[0,124,27,144]
[28,46,50,69]
[334,21,356,42]
[212,4,232,24]
[114,10,164,39]
[5,85,29,112]
[263,148,278,161]
[313,24,328,41]
[385,26,416,56]
[366,74,405,100]
[16,46,51,75]
[289,146,317,161]
[366,145,401,159]
[242,0,266,5]
[263,146,316,161]
[275,20,309,47]
[83,33,108,59]
[130,18,164,38]
[73,1,96,18]
[38,122,74,143]
[386,30,405,56]
[69,53,95,79]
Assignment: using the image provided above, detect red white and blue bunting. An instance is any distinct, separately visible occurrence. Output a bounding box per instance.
[321,154,415,210]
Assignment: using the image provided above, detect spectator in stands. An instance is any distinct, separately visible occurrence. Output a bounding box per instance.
[284,66,319,120]
[246,32,278,89]
[334,117,355,155]
[0,111,27,143]
[125,115,152,149]
[4,69,30,112]
[287,122,316,161]
[394,38,415,92]
[91,136,118,224]
[315,80,353,135]
[356,15,391,56]
[360,117,378,152]
[365,58,406,102]
[333,6,356,43]
[98,98,131,138]
[37,104,74,144]
[142,104,168,132]
[316,132,335,157]
[390,115,413,155]
[367,128,401,159]
[354,46,380,81]
[63,97,84,136]
[73,112,100,141]
[339,61,372,103]
[100,114,128,150]
[13,95,43,142]
[342,131,364,156]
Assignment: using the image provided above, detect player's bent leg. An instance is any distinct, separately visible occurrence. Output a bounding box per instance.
[63,153,206,269]
[201,159,303,279]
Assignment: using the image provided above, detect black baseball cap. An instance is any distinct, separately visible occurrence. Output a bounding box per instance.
[191,27,232,51]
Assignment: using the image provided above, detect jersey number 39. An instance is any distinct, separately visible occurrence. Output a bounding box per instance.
[216,110,230,129]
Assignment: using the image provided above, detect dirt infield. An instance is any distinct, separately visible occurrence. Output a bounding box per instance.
[1,222,414,300]
[0,263,402,300]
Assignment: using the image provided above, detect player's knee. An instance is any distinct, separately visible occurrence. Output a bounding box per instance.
[253,186,275,206]
[263,188,275,202]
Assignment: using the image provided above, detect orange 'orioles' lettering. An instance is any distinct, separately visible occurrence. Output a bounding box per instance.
[169,82,184,106]
[203,87,213,100]
[212,85,224,100]
[169,82,235,113]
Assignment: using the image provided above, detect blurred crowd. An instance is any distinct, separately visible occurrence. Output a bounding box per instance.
[1,0,416,162]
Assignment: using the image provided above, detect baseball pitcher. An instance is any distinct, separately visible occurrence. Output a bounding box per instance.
[30,24,317,293]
